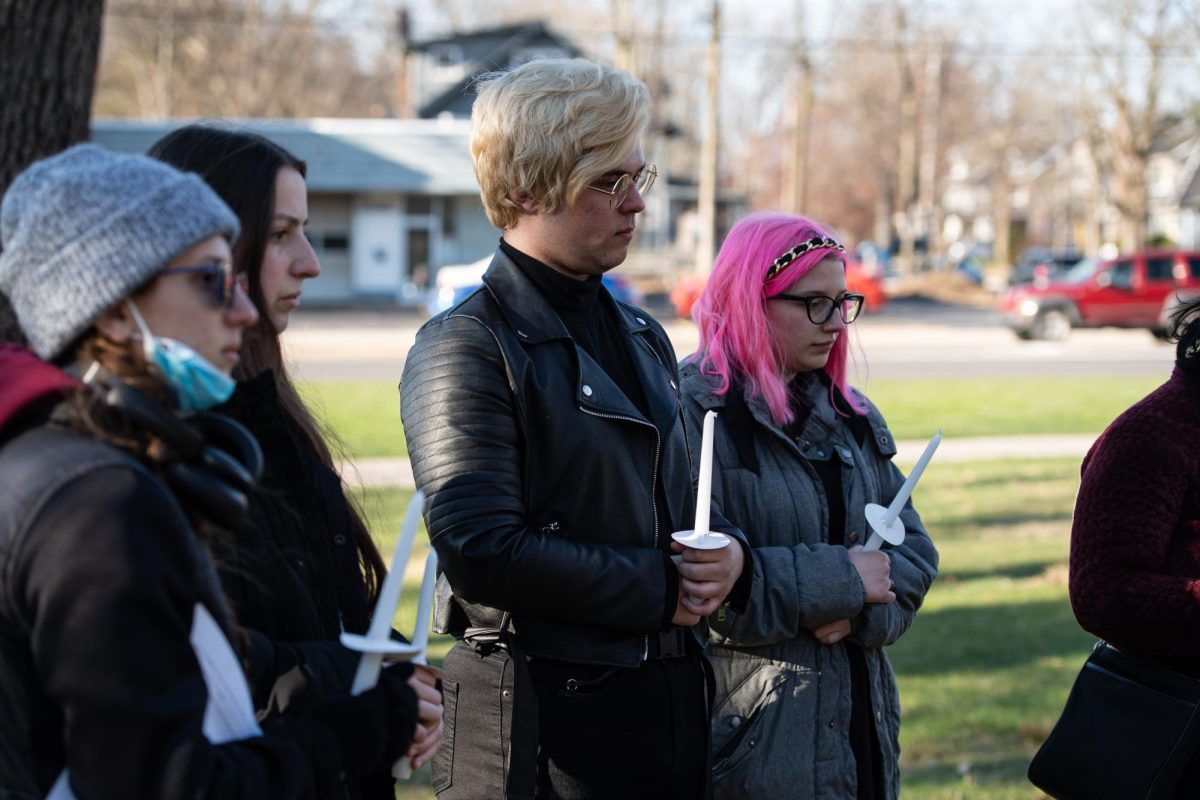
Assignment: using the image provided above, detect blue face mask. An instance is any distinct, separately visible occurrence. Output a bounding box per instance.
[127,301,236,412]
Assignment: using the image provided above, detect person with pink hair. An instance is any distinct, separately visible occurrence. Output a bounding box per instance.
[679,212,938,799]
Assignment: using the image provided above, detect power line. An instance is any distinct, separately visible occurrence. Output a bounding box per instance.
[101,4,1200,61]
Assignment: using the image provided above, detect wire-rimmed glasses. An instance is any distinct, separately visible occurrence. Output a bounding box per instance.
[586,164,658,208]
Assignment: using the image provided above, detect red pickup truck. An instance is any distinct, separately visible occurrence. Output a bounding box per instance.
[1000,249,1200,340]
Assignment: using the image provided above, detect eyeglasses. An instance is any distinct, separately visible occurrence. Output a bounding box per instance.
[160,262,248,310]
[586,164,658,208]
[769,292,865,325]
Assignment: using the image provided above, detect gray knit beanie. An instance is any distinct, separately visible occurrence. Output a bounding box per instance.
[0,144,240,360]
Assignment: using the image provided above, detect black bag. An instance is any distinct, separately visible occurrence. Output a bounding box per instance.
[1028,641,1200,799]
[432,615,538,799]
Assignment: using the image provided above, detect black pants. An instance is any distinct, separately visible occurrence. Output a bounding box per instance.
[529,654,712,799]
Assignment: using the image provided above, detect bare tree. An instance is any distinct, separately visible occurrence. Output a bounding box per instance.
[95,0,393,118]
[1081,0,1191,251]
[0,0,105,198]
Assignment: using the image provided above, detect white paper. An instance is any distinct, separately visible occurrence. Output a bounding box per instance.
[45,772,73,800]
[48,603,261,799]
[188,603,263,744]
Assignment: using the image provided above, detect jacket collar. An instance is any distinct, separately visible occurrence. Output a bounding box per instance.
[682,361,842,456]
[480,246,654,344]
[0,343,78,438]
[481,246,673,426]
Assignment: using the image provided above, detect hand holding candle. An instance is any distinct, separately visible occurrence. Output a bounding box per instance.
[672,409,731,612]
[340,490,437,781]
[864,429,941,551]
[672,410,730,551]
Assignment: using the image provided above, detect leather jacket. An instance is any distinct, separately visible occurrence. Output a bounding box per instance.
[401,248,741,668]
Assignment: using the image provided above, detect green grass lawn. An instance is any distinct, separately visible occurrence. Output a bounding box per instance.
[863,376,1162,440]
[299,380,407,459]
[353,456,1090,799]
[889,458,1091,799]
[304,375,1164,460]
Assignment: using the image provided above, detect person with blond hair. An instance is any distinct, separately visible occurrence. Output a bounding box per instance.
[401,57,749,799]
[680,212,938,799]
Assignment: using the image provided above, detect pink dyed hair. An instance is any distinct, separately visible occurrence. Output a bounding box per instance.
[691,211,866,425]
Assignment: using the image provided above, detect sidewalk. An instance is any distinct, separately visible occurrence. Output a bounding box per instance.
[339,433,1096,489]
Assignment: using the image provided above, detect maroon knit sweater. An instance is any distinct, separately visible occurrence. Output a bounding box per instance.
[1069,364,1200,665]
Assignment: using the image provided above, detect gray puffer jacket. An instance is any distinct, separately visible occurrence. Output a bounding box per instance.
[679,362,938,800]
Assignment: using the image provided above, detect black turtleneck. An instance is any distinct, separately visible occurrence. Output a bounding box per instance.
[500,239,648,414]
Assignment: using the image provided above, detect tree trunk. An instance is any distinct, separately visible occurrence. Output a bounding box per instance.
[0,0,105,199]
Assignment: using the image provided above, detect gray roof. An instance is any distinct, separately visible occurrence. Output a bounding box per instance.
[412,22,580,119]
[90,118,480,195]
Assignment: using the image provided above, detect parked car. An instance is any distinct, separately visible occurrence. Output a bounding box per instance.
[1000,249,1200,341]
[1009,246,1085,287]
[424,256,645,316]
[668,258,888,320]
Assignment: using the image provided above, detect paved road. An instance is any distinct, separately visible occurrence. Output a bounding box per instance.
[283,297,1176,382]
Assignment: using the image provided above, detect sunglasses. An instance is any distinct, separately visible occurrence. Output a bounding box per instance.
[160,262,248,310]
[769,292,865,325]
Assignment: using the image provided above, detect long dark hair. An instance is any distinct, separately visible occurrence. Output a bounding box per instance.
[148,124,387,601]
[1170,293,1200,368]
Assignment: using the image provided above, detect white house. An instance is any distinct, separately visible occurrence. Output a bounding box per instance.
[91,117,499,305]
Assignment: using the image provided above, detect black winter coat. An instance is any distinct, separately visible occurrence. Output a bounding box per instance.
[401,248,742,668]
[216,371,396,800]
[0,421,351,799]
[215,371,369,700]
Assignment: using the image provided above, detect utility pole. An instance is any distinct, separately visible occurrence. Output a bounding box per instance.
[894,5,918,275]
[785,0,814,214]
[917,48,942,263]
[155,0,177,118]
[392,7,412,118]
[695,0,720,275]
[645,0,669,253]
[610,0,637,75]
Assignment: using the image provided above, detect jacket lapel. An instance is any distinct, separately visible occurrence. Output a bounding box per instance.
[480,248,658,424]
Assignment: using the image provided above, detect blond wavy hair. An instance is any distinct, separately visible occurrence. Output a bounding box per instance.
[470,58,651,230]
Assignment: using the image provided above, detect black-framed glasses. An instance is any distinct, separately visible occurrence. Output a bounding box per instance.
[160,262,248,310]
[586,164,658,208]
[770,292,865,325]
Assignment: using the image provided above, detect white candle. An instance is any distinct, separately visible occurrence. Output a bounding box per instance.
[350,489,426,695]
[409,549,438,656]
[884,430,941,525]
[693,410,716,537]
[392,548,439,781]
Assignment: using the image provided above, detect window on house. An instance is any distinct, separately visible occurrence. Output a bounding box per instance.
[442,197,457,238]
[408,196,432,215]
[429,45,463,69]
[320,233,350,253]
